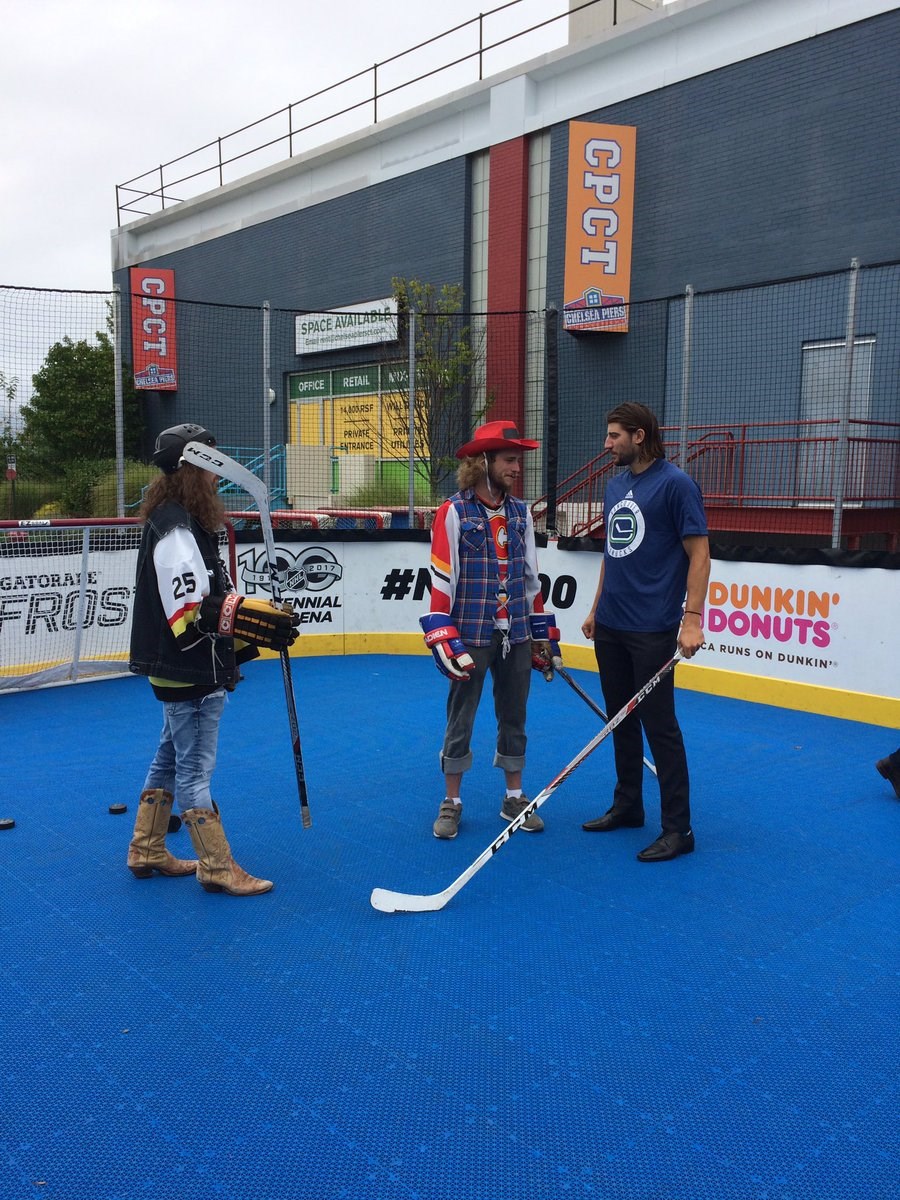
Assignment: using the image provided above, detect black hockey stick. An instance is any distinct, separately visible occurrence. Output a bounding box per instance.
[181,441,311,828]
[553,659,657,777]
[371,651,684,912]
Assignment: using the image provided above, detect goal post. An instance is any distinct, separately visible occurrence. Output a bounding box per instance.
[0,519,236,692]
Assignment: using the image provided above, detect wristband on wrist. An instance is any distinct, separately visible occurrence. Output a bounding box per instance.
[216,592,240,636]
[683,609,703,616]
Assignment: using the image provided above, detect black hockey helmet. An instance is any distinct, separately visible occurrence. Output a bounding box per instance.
[151,423,217,474]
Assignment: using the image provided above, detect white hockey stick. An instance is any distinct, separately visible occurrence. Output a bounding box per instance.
[181,441,311,828]
[553,660,657,777]
[370,651,684,913]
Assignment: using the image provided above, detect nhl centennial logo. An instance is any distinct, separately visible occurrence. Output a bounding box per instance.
[237,546,343,625]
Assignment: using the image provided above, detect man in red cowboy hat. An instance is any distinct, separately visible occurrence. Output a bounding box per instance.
[421,419,560,839]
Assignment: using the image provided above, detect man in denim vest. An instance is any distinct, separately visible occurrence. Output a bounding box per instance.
[421,421,559,839]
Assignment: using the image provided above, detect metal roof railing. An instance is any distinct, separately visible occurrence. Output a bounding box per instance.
[115,0,641,224]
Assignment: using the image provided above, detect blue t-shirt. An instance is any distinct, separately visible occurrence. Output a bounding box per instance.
[595,458,708,632]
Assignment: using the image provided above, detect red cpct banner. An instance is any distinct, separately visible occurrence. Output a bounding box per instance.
[130,267,178,390]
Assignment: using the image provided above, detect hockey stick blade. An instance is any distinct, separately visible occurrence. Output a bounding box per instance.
[554,661,657,777]
[181,441,312,828]
[370,651,684,913]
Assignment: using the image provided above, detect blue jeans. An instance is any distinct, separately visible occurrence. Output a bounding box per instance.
[440,634,532,775]
[142,690,226,813]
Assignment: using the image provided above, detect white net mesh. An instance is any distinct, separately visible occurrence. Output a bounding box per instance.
[0,521,232,691]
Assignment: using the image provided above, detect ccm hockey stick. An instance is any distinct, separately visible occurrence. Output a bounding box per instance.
[371,651,684,913]
[181,441,311,828]
[553,660,657,777]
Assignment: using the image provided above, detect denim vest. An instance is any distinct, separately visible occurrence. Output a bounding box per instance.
[450,489,530,647]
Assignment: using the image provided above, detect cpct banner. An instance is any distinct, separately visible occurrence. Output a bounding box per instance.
[563,122,636,334]
[130,267,178,390]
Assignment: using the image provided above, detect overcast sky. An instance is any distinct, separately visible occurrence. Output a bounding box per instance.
[1,0,579,293]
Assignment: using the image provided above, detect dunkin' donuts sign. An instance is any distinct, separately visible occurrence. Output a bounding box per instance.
[130,267,178,390]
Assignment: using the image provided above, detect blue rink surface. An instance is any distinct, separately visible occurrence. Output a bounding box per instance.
[1,654,898,1200]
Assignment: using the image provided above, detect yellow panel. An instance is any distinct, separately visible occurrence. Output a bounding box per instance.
[296,399,329,447]
[381,391,428,458]
[333,395,378,455]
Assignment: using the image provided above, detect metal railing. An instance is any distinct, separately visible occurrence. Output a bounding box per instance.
[115,0,639,223]
[537,419,900,545]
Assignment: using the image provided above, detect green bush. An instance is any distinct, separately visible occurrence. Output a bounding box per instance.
[58,457,113,518]
[90,460,157,517]
[0,478,60,520]
[344,477,433,508]
[33,501,66,519]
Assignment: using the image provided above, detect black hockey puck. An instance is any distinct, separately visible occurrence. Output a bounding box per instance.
[168,814,182,833]
[0,817,15,830]
[109,803,128,815]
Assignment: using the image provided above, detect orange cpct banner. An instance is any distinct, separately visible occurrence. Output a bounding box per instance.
[563,122,636,334]
[130,267,178,389]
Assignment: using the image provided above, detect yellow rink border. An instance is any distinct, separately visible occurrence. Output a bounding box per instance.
[11,639,892,728]
[277,634,900,730]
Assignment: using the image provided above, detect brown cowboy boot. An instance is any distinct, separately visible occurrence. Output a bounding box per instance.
[182,807,273,896]
[127,789,198,878]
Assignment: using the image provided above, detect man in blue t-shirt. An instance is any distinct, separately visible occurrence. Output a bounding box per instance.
[581,403,710,861]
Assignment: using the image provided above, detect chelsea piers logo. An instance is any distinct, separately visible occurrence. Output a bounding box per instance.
[605,498,645,558]
[237,546,343,625]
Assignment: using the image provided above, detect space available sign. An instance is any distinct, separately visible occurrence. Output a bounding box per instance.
[295,298,399,355]
[130,267,178,389]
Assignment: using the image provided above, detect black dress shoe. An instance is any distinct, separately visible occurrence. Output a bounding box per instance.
[637,830,695,861]
[582,810,645,832]
[876,758,900,800]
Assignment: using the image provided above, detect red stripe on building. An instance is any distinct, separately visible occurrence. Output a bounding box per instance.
[486,137,529,451]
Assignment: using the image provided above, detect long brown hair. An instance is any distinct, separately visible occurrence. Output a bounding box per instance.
[456,455,487,491]
[139,464,226,531]
[606,402,666,462]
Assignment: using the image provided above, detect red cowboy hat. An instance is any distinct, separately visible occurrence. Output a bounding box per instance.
[455,420,540,459]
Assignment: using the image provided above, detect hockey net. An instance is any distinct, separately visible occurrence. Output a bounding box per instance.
[0,519,235,692]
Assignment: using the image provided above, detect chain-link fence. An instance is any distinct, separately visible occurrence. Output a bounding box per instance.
[2,261,898,549]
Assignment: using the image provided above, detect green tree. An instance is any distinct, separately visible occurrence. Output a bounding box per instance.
[0,371,20,461]
[380,278,488,502]
[18,320,141,474]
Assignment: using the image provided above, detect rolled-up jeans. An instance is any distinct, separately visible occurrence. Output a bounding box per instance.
[142,690,226,813]
[440,633,532,775]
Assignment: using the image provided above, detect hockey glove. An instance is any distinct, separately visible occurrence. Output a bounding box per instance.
[199,594,300,651]
[420,614,475,682]
[529,612,561,676]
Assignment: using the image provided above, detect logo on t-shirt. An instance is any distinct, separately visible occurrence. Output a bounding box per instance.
[487,509,509,619]
[606,498,645,557]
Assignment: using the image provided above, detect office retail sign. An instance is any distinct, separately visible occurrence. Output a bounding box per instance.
[295,298,399,355]
[563,122,636,334]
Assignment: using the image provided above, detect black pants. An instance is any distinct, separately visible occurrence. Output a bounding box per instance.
[594,624,691,834]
